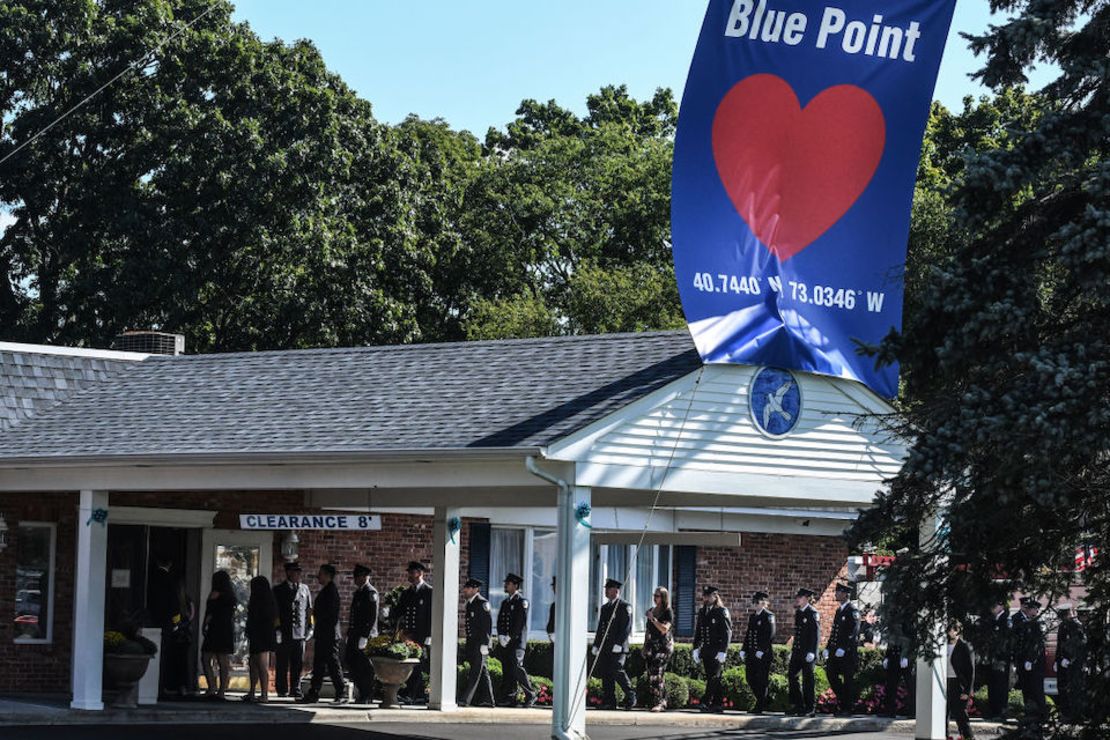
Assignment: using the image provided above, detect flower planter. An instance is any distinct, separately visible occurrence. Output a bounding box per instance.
[368,656,421,708]
[104,653,153,709]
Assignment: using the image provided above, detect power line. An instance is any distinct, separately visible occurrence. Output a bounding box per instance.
[0,2,221,170]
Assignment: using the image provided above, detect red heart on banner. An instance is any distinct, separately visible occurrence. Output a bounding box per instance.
[711,74,885,261]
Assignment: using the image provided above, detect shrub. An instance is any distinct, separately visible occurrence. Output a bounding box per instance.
[767,673,791,712]
[856,648,885,688]
[720,667,755,711]
[669,643,701,678]
[634,671,690,709]
[532,676,554,706]
[523,640,554,679]
[686,677,706,708]
[771,644,792,675]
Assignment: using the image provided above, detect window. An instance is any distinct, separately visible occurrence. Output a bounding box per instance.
[13,523,56,643]
[488,528,524,614]
[530,530,557,633]
[589,543,672,635]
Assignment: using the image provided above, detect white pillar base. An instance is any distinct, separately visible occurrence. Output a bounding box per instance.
[138,627,163,705]
[71,490,109,711]
[428,506,461,711]
[552,483,590,740]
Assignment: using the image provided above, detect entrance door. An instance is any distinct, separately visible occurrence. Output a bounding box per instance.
[199,530,273,675]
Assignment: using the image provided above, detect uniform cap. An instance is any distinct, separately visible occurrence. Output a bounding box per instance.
[834,582,854,595]
[504,573,523,585]
[464,577,483,589]
[605,578,623,589]
[406,561,428,573]
[752,591,770,602]
[284,561,302,572]
[702,585,719,595]
[1020,596,1042,609]
[795,587,816,598]
[319,563,337,577]
[352,564,370,577]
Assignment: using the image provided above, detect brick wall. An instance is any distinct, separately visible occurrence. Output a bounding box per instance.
[689,532,850,644]
[0,492,78,694]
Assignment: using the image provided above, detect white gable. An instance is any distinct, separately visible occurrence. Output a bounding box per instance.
[546,364,905,508]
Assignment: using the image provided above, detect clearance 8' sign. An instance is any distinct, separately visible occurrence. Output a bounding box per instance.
[240,513,382,531]
[671,0,956,398]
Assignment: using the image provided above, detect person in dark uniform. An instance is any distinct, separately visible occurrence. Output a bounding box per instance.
[299,564,347,704]
[1055,604,1087,723]
[396,561,433,704]
[592,578,635,710]
[741,591,775,714]
[983,601,1012,720]
[825,582,860,715]
[947,621,976,740]
[546,577,556,643]
[496,573,537,708]
[346,564,378,704]
[459,577,495,708]
[148,555,176,699]
[273,562,313,699]
[787,587,820,717]
[692,585,732,714]
[880,613,915,718]
[1014,597,1047,723]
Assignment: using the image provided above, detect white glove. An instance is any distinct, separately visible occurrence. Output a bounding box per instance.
[882,658,888,669]
[900,657,909,669]
[612,644,622,654]
[755,650,764,659]
[548,633,555,642]
[305,629,314,642]
[715,652,726,663]
[591,646,599,656]
[692,648,701,663]
[276,632,283,645]
[424,636,432,646]
[381,606,390,618]
[835,648,846,658]
[1061,658,1071,668]
[358,637,368,650]
[805,652,816,663]
[740,650,746,661]
[822,649,829,660]
[1024,661,1033,671]
[480,645,489,656]
[499,635,509,647]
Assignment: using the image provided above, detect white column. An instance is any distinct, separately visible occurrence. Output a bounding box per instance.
[552,484,590,740]
[915,509,948,740]
[72,490,109,710]
[429,505,461,710]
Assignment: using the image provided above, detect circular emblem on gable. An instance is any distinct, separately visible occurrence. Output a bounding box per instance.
[749,367,802,438]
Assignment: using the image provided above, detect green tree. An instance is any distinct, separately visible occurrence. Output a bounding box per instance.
[849,2,1109,737]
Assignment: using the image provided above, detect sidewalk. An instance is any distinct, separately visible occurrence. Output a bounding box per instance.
[0,693,1009,736]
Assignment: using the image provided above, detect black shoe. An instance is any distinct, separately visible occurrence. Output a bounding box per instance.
[523,695,538,709]
[621,700,635,711]
[332,696,349,705]
[803,709,816,718]
[496,699,518,708]
[296,693,319,704]
[599,703,616,711]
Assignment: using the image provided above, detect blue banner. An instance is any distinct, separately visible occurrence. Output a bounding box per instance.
[672,0,956,398]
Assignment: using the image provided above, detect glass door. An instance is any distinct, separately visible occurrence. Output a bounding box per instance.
[199,530,273,676]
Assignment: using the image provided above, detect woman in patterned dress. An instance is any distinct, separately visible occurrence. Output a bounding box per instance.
[642,586,675,711]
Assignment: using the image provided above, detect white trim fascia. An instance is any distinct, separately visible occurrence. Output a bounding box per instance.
[109,506,216,529]
[0,341,149,361]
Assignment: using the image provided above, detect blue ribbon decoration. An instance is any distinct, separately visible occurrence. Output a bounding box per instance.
[86,508,108,527]
[447,516,462,544]
[574,502,593,529]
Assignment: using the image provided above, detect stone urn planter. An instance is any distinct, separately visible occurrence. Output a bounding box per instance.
[368,657,421,708]
[104,653,153,709]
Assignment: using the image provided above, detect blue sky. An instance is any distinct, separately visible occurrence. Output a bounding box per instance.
[231,1,1056,135]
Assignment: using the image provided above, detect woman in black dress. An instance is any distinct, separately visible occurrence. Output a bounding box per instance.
[643,586,675,712]
[244,575,278,702]
[201,570,237,700]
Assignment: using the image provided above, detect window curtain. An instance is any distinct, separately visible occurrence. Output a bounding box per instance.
[488,528,524,613]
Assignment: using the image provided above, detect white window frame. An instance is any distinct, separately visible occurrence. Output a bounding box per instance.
[588,543,673,642]
[13,521,57,645]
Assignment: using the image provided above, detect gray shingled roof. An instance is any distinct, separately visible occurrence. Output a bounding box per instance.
[0,349,141,433]
[0,331,700,460]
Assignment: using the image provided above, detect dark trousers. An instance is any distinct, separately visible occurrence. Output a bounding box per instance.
[883,656,914,715]
[947,678,974,739]
[701,655,724,709]
[275,638,305,696]
[827,653,857,713]
[599,650,633,707]
[1017,664,1046,722]
[403,644,429,703]
[460,645,495,707]
[309,637,346,697]
[745,656,771,709]
[499,644,535,703]
[1057,663,1084,722]
[345,636,374,702]
[788,653,816,712]
[986,664,1010,717]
